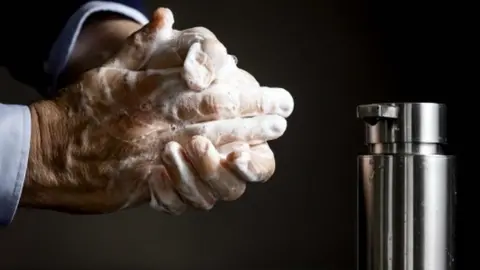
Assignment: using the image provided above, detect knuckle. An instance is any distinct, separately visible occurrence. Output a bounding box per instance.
[165,140,180,151]
[175,102,199,122]
[199,94,221,115]
[131,31,144,47]
[190,135,205,143]
[199,93,235,119]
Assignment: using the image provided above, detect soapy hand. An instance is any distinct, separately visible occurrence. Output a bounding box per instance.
[22,8,294,214]
[108,8,293,213]
[137,9,292,213]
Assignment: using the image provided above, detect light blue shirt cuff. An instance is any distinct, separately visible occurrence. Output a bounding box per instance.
[0,1,148,226]
[0,104,30,225]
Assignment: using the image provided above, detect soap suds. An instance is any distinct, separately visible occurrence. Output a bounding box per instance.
[60,7,294,213]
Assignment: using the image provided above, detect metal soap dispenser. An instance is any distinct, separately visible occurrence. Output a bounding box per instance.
[357,103,456,270]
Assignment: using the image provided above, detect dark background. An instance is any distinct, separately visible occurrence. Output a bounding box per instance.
[0,0,470,269]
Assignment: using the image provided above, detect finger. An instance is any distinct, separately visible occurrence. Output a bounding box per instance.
[221,67,258,87]
[151,38,231,92]
[221,143,276,183]
[162,141,217,210]
[193,38,236,81]
[144,27,219,70]
[237,86,294,118]
[173,27,218,59]
[148,165,187,215]
[200,39,229,71]
[167,85,294,124]
[174,28,233,75]
[184,136,246,201]
[182,42,215,92]
[105,7,175,70]
[170,114,287,147]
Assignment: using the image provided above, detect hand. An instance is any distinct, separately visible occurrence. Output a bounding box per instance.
[59,13,143,88]
[22,8,294,214]
[93,8,293,213]
[138,9,293,213]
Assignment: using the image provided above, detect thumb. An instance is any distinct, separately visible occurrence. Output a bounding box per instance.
[182,42,215,91]
[182,39,238,92]
[105,7,175,70]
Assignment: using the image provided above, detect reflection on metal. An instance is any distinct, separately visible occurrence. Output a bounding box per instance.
[357,103,456,270]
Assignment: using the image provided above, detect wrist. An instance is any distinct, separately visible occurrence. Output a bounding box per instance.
[21,100,67,208]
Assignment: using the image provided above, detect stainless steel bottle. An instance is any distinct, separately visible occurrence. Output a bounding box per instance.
[357,103,456,270]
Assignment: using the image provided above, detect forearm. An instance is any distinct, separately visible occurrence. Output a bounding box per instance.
[21,100,72,210]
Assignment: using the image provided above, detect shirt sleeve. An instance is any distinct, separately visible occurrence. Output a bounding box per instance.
[0,1,148,226]
[0,104,31,225]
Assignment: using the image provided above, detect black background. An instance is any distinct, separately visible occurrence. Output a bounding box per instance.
[0,0,471,269]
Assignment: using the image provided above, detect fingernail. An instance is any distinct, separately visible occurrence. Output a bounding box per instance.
[281,96,294,117]
[151,8,174,29]
[265,88,294,118]
[270,116,287,135]
[278,89,294,118]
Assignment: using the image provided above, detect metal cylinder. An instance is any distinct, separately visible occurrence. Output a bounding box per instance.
[357,103,456,270]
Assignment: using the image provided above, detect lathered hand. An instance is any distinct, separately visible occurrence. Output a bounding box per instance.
[22,8,294,214]
[137,9,294,213]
